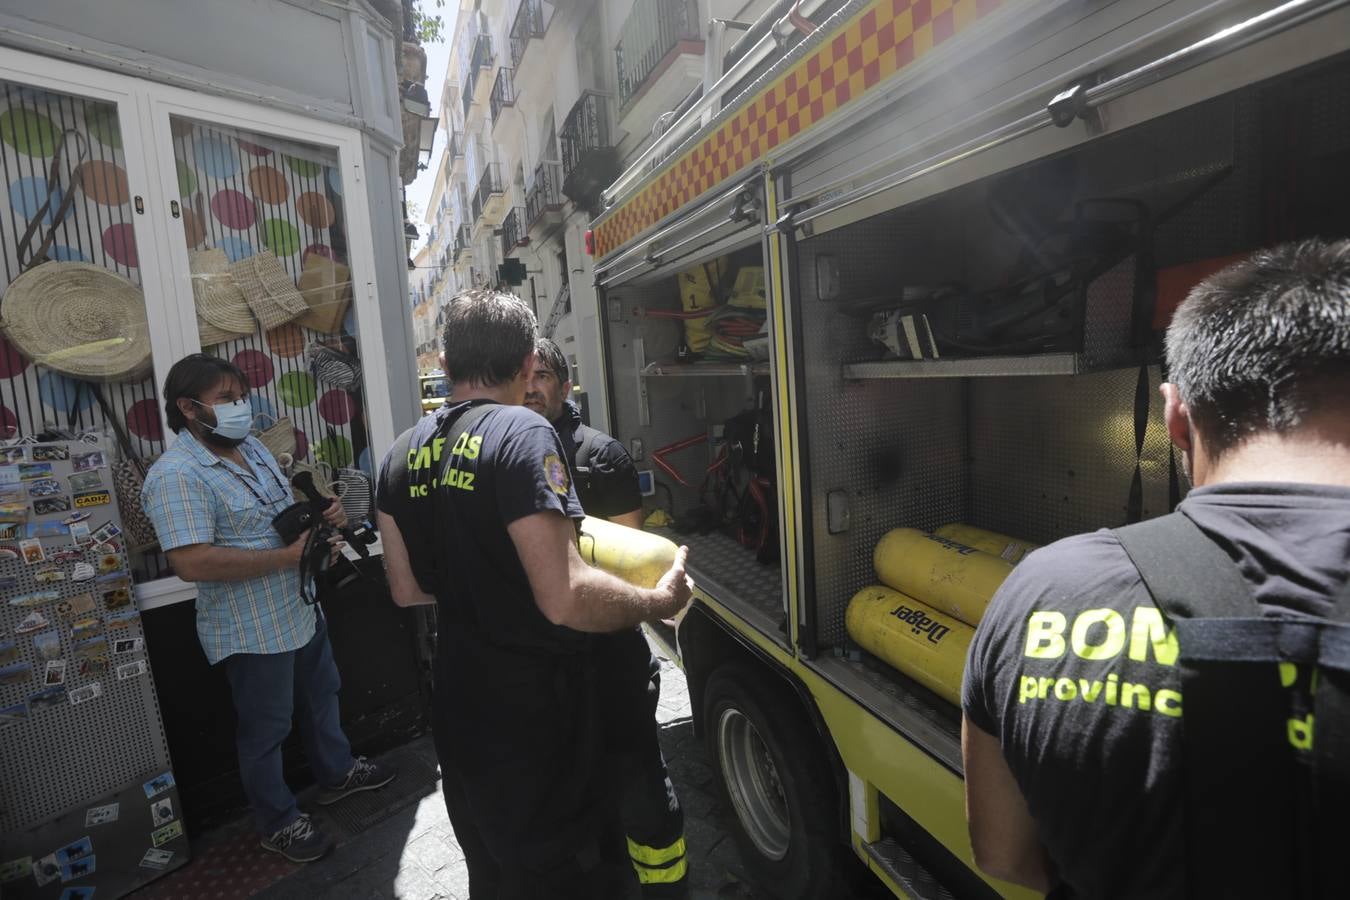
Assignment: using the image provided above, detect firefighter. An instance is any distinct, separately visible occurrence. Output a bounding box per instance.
[527,338,690,896]
[962,240,1350,898]
[375,290,693,899]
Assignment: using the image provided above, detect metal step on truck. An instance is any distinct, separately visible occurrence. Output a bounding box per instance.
[584,0,1350,896]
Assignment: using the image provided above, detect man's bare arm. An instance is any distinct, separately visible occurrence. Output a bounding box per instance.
[377,511,436,608]
[509,509,691,632]
[962,714,1055,891]
[167,536,306,584]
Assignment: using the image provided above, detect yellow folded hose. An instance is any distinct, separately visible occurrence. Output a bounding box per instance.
[846,587,972,705]
[873,528,1013,626]
[577,516,678,589]
[934,523,1039,565]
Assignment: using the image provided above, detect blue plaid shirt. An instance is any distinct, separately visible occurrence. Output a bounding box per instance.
[141,431,313,664]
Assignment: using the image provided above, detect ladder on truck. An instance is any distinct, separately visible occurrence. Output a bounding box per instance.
[542,281,570,338]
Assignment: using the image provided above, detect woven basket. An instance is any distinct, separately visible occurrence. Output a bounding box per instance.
[334,467,373,522]
[296,254,353,335]
[252,413,296,461]
[228,251,307,331]
[192,249,255,338]
[0,262,152,383]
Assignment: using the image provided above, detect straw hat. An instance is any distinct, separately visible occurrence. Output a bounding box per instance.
[191,249,256,337]
[0,262,152,383]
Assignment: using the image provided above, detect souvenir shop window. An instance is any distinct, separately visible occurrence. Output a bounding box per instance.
[0,79,167,581]
[169,117,376,524]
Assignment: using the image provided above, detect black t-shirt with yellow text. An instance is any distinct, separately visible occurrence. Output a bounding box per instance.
[963,484,1350,899]
[377,401,587,654]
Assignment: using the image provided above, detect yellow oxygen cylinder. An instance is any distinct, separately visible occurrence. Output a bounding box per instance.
[873,528,1013,626]
[934,523,1039,565]
[577,516,677,589]
[845,586,972,706]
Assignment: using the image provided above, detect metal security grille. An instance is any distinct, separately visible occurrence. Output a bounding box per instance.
[0,441,171,834]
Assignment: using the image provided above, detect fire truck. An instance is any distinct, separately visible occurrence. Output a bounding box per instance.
[586,0,1350,896]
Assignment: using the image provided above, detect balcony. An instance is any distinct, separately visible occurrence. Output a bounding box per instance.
[472,163,508,229]
[509,0,548,69]
[615,0,704,142]
[526,160,565,236]
[489,67,516,125]
[499,207,529,258]
[461,34,495,118]
[560,91,621,211]
[453,225,474,270]
[449,130,464,160]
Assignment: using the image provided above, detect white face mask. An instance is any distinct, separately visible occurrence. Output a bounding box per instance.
[193,397,253,442]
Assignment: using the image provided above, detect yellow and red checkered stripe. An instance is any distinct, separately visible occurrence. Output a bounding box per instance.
[593,0,1003,259]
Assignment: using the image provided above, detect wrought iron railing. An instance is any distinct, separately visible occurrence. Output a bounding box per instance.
[461,34,495,115]
[472,163,503,221]
[500,207,527,257]
[490,68,516,124]
[615,0,700,109]
[526,161,564,228]
[461,80,474,117]
[560,91,612,184]
[509,0,548,68]
[453,225,472,262]
[450,130,465,159]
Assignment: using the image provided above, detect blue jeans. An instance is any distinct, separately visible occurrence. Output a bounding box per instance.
[223,612,354,836]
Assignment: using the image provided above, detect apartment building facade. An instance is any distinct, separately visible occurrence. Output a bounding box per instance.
[427,0,775,429]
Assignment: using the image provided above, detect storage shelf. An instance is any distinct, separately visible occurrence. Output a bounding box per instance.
[845,352,1100,380]
[641,359,769,377]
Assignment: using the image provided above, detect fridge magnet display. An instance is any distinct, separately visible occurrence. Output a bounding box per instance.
[59,593,96,619]
[28,521,70,538]
[32,446,70,462]
[78,657,108,677]
[73,636,108,659]
[28,686,66,710]
[68,472,104,494]
[85,802,120,827]
[0,544,18,558]
[0,661,31,685]
[34,568,65,584]
[150,797,174,827]
[50,548,82,563]
[71,562,96,582]
[34,496,73,515]
[15,610,50,634]
[106,609,139,630]
[150,821,183,848]
[19,537,46,563]
[0,855,32,882]
[96,553,124,575]
[90,521,122,545]
[0,500,27,520]
[18,462,53,481]
[69,682,101,705]
[63,510,92,525]
[54,837,92,867]
[71,619,102,642]
[0,639,16,664]
[71,451,106,472]
[33,630,61,660]
[101,587,132,610]
[73,491,111,509]
[10,590,60,607]
[59,855,95,882]
[0,574,16,590]
[60,886,96,900]
[115,659,146,681]
[33,853,60,887]
[142,772,175,799]
[0,702,28,728]
[139,848,173,869]
[69,521,92,546]
[0,446,24,463]
[0,523,20,541]
[44,660,67,686]
[112,637,144,654]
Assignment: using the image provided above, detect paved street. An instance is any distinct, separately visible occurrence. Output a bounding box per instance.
[141,636,765,899]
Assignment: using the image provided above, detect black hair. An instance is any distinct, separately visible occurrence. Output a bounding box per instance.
[163,353,250,434]
[534,337,571,385]
[1165,238,1350,453]
[442,288,537,388]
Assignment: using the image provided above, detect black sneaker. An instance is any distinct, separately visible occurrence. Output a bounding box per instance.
[316,757,397,806]
[261,814,333,863]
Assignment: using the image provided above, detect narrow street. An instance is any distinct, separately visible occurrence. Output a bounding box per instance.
[136,638,764,899]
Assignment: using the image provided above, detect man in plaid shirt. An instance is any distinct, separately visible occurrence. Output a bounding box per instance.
[142,354,394,862]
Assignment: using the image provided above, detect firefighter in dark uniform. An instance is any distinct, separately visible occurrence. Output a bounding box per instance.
[376,291,693,900]
[527,338,690,896]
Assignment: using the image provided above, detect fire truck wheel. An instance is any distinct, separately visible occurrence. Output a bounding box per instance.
[704,663,845,900]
